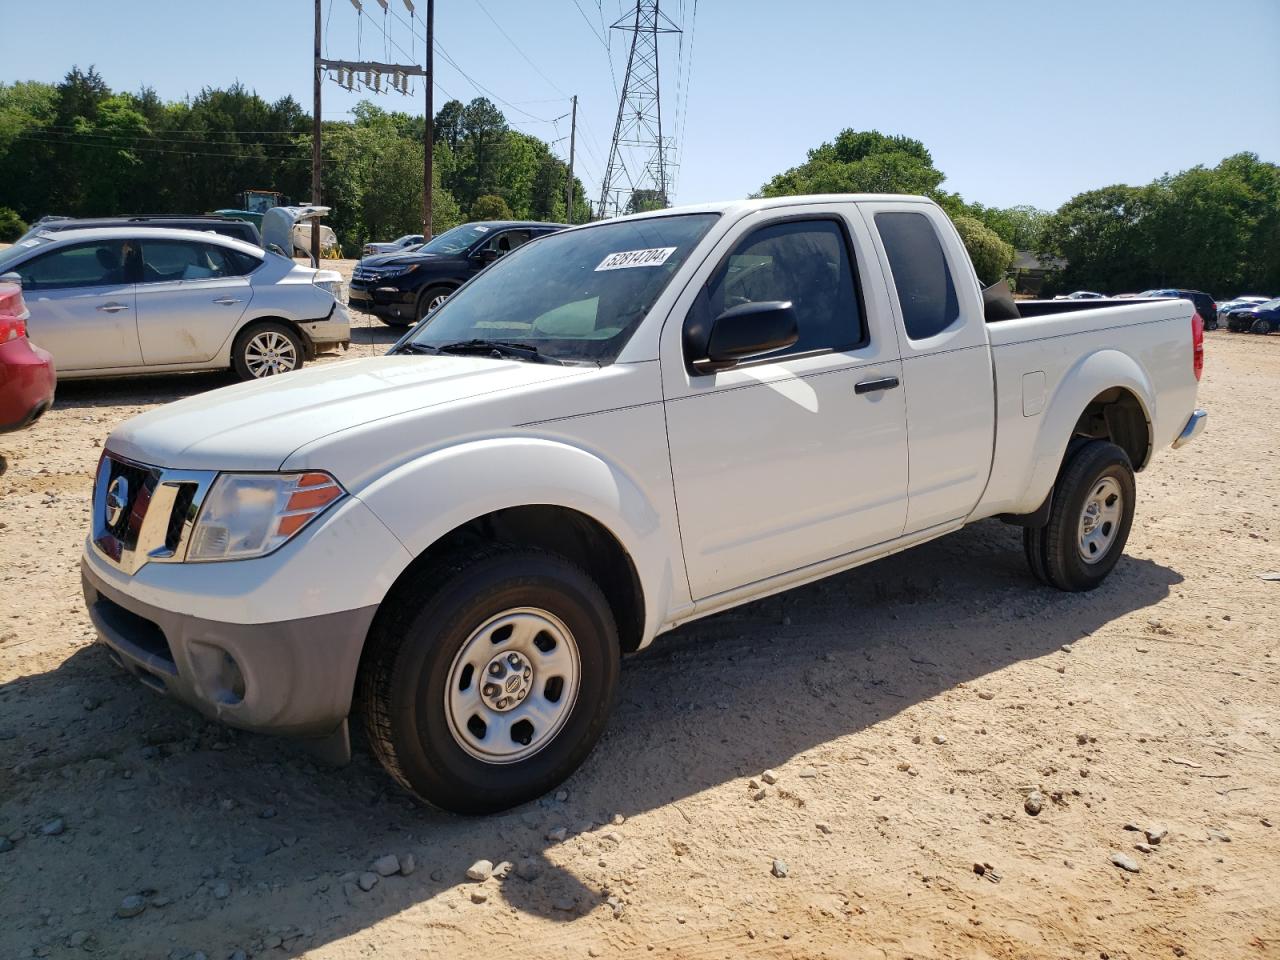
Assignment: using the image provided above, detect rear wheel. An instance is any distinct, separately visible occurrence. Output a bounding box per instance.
[358,546,620,814]
[1252,318,1273,335]
[231,322,304,380]
[1023,440,1135,591]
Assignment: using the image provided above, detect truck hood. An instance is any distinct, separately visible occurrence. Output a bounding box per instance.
[107,355,592,473]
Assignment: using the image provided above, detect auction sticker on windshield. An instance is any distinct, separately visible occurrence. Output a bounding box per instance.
[595,246,678,271]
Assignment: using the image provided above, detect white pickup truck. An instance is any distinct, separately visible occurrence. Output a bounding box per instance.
[82,195,1207,812]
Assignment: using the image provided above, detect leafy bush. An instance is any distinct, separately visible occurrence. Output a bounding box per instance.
[951,215,1015,287]
[470,194,513,221]
[0,207,27,242]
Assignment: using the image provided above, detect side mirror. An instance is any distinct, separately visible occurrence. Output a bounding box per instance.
[0,272,21,286]
[694,300,798,373]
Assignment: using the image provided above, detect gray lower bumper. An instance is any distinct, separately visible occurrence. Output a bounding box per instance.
[82,559,376,745]
[1172,408,1207,449]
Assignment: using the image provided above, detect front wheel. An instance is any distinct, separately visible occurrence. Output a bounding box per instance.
[1252,318,1273,335]
[232,322,304,380]
[1023,440,1135,591]
[418,286,454,323]
[358,547,620,814]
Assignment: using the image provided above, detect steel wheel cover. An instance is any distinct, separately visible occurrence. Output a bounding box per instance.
[444,607,581,764]
[1078,476,1123,564]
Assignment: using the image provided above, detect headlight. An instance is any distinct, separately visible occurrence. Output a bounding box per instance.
[187,471,345,561]
[312,272,345,299]
[383,264,419,279]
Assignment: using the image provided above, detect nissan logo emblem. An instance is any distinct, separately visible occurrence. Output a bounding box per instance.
[105,476,129,527]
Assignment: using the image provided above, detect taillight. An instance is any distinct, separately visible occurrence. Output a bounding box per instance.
[1191,312,1204,381]
[0,316,26,342]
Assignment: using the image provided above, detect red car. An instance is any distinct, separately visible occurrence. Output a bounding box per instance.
[0,280,56,432]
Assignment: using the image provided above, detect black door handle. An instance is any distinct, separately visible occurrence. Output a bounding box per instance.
[855,376,900,395]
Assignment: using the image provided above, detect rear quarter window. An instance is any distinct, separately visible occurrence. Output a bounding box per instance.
[875,211,960,341]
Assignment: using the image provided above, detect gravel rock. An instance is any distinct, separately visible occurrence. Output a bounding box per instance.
[372,854,401,877]
[1134,842,1154,854]
[492,860,513,880]
[358,872,379,891]
[68,930,90,948]
[554,790,569,802]
[1145,825,1168,845]
[816,822,832,835]
[611,813,626,825]
[751,788,767,802]
[41,818,65,836]
[771,859,788,878]
[932,735,947,745]
[545,827,567,842]
[761,770,778,785]
[465,859,493,881]
[552,896,575,912]
[1024,791,1044,816]
[1110,852,1140,873]
[212,881,230,900]
[259,806,276,819]
[399,854,417,876]
[1209,830,1231,842]
[470,889,488,904]
[116,895,147,918]
[0,837,13,853]
[229,951,247,960]
[798,766,818,778]
[515,858,542,881]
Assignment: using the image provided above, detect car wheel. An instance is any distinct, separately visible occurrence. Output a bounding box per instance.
[232,322,304,380]
[1023,440,1135,592]
[1205,319,1218,331]
[418,286,454,323]
[1252,318,1273,335]
[377,313,413,329]
[358,546,620,814]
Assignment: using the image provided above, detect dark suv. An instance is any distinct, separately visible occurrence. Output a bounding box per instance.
[349,220,567,326]
[1139,288,1218,329]
[20,214,262,248]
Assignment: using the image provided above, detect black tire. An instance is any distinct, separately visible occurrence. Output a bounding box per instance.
[358,546,620,814]
[1205,319,1218,331]
[417,285,454,323]
[376,311,412,329]
[1252,318,1273,335]
[1023,440,1135,592]
[231,321,305,380]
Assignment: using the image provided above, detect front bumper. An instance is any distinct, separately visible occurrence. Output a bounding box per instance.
[299,301,352,349]
[348,280,417,317]
[1172,408,1207,449]
[82,557,377,740]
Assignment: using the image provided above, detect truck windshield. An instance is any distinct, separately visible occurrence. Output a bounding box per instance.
[403,213,719,364]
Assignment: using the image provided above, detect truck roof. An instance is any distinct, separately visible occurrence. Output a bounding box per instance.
[601,194,936,225]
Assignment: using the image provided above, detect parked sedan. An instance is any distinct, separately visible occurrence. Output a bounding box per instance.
[0,278,56,432]
[1227,297,1280,334]
[362,234,424,257]
[350,220,567,327]
[0,228,350,380]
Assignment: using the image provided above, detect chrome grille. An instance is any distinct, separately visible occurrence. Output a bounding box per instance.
[92,453,216,575]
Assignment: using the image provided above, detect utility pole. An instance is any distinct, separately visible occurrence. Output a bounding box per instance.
[565,94,577,224]
[311,0,323,263]
[423,0,434,238]
[598,1,680,218]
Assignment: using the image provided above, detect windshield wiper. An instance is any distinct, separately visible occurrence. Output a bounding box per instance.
[434,339,564,365]
[394,341,440,355]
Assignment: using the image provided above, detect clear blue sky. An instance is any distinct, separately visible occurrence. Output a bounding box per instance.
[3,0,1277,213]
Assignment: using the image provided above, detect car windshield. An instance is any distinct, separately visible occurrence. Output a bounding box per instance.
[418,223,498,255]
[0,235,51,272]
[402,213,719,364]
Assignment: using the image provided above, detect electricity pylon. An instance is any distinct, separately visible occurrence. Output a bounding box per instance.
[598,1,681,219]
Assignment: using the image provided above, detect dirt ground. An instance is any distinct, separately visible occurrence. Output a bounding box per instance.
[1,278,1277,959]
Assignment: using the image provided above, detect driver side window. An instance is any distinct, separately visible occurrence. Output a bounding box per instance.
[16,241,131,291]
[705,219,865,357]
[482,229,533,257]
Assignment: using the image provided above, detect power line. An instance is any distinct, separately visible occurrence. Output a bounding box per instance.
[475,0,569,98]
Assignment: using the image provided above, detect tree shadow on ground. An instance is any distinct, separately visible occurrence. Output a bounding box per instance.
[0,520,1182,958]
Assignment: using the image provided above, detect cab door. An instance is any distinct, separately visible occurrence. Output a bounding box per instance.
[12,239,142,371]
[858,201,996,534]
[134,238,254,365]
[662,207,909,600]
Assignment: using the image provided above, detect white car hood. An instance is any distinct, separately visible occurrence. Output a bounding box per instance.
[107,355,592,473]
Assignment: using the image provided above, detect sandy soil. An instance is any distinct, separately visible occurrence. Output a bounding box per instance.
[1,288,1277,959]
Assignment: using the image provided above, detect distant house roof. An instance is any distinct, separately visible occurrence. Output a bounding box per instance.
[1014,250,1067,272]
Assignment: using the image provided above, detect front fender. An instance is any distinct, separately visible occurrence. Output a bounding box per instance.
[1019,348,1156,514]
[355,436,680,647]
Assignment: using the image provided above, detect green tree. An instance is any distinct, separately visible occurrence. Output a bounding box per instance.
[470,194,513,220]
[760,128,945,198]
[0,206,26,241]
[952,215,1015,286]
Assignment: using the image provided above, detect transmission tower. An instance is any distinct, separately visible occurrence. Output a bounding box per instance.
[598,1,681,219]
